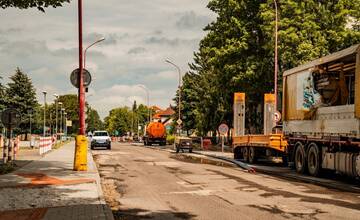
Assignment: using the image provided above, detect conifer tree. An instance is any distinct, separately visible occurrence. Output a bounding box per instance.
[5,68,38,134]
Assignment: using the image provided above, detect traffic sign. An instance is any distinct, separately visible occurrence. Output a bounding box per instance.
[1,108,21,128]
[218,123,229,135]
[70,68,92,88]
[274,111,282,123]
[177,119,182,125]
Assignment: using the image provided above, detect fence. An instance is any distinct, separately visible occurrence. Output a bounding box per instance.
[39,136,55,155]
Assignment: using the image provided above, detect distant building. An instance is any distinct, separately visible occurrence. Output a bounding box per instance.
[153,106,175,128]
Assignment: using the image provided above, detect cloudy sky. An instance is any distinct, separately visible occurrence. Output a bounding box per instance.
[0,0,215,118]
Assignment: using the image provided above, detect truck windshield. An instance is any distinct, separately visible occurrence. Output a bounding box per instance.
[94,132,108,136]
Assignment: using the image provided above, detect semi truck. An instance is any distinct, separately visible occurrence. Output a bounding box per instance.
[233,44,360,178]
[144,121,167,146]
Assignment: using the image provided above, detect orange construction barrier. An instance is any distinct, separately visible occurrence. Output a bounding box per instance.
[203,139,211,150]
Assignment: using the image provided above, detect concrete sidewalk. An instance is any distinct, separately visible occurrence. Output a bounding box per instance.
[0,142,113,220]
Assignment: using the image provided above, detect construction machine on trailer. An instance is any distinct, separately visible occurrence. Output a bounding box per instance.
[233,44,360,178]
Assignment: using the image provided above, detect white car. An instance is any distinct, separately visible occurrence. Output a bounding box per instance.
[91,131,111,150]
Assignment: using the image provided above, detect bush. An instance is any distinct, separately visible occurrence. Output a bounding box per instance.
[0,163,15,175]
[166,135,175,145]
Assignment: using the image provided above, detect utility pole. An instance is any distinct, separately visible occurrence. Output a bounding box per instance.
[64,112,67,137]
[54,94,59,135]
[78,0,85,136]
[28,109,32,148]
[74,0,88,171]
[165,59,182,136]
[274,0,279,111]
[138,85,151,123]
[43,91,47,137]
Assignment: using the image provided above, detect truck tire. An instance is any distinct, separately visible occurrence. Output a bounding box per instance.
[242,147,249,163]
[189,148,193,153]
[176,146,180,153]
[234,147,242,160]
[282,155,288,167]
[249,147,257,164]
[295,142,307,174]
[307,143,320,176]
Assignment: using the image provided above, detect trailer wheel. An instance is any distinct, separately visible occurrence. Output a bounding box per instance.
[249,147,257,164]
[234,147,242,160]
[295,142,306,174]
[242,147,249,163]
[307,143,320,176]
[282,155,288,167]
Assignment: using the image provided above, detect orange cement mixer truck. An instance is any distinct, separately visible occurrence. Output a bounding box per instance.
[144,121,167,146]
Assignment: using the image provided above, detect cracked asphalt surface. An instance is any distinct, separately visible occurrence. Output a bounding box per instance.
[93,142,360,220]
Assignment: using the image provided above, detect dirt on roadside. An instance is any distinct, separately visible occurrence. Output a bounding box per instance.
[93,154,123,212]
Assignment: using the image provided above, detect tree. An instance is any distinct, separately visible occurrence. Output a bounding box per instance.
[105,107,131,136]
[5,68,38,135]
[0,76,5,111]
[1,0,70,12]
[104,104,151,136]
[86,106,103,132]
[57,94,79,135]
[179,0,360,136]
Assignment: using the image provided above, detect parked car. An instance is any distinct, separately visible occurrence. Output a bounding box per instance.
[91,131,111,150]
[174,136,193,153]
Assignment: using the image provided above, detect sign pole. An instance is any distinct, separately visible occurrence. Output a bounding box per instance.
[74,0,88,171]
[221,135,224,153]
[7,127,12,163]
[3,131,7,164]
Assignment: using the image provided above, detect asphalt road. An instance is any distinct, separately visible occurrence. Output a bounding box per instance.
[93,142,360,220]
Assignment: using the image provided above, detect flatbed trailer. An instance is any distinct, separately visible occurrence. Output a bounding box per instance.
[233,44,360,178]
[233,134,288,162]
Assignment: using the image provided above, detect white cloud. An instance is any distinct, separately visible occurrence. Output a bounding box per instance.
[0,0,216,119]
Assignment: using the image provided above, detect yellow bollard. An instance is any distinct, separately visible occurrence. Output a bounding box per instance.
[74,135,88,171]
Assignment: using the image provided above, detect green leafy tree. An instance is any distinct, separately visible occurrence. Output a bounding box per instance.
[5,68,38,135]
[104,104,151,136]
[57,94,79,135]
[0,76,5,111]
[106,107,131,136]
[0,76,5,130]
[86,106,103,132]
[179,0,360,136]
[1,0,70,12]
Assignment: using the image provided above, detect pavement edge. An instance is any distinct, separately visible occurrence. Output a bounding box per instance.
[88,149,115,220]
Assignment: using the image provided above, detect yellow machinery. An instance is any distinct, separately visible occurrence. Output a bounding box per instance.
[233,93,287,163]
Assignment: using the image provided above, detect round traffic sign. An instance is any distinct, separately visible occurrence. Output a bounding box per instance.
[70,68,92,88]
[274,111,282,123]
[218,123,229,135]
[1,108,21,128]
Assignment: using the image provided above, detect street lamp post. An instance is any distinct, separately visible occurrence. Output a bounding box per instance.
[138,85,151,123]
[54,94,59,135]
[125,98,136,136]
[60,108,65,134]
[43,91,47,137]
[64,112,67,137]
[165,59,182,135]
[274,0,279,111]
[58,102,63,133]
[28,109,33,148]
[84,37,105,68]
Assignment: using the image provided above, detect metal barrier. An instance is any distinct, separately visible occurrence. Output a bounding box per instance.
[39,136,54,155]
[13,136,19,160]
